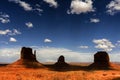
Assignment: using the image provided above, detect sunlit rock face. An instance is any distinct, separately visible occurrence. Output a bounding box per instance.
[89,51,110,70]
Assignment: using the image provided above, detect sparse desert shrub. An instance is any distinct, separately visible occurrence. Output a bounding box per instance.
[112,73,116,75]
[36,74,43,78]
[103,74,107,76]
[16,74,22,80]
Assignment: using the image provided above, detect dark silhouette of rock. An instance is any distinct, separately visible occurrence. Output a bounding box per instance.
[54,55,69,69]
[94,51,110,65]
[88,51,111,70]
[21,47,36,61]
[8,47,44,68]
[58,55,65,63]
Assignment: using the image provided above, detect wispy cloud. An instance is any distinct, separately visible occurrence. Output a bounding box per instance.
[106,0,120,15]
[0,12,10,23]
[67,0,94,14]
[93,38,115,52]
[79,46,89,49]
[0,29,11,35]
[44,0,58,8]
[90,18,100,23]
[0,29,21,36]
[9,29,21,35]
[44,38,52,43]
[8,0,32,11]
[115,40,120,47]
[9,0,43,15]
[25,22,33,28]
[9,37,17,42]
[34,4,43,16]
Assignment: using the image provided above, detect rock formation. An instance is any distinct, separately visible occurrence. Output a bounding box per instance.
[88,51,111,70]
[8,47,44,68]
[20,47,36,61]
[54,55,69,69]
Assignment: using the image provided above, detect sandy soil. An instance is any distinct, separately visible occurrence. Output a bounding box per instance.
[0,65,120,80]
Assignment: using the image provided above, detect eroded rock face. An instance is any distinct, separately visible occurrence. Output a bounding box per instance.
[89,51,110,69]
[54,55,69,68]
[20,47,36,61]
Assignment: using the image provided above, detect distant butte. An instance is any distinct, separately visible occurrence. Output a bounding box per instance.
[8,47,44,68]
[6,47,120,70]
[20,47,37,61]
[88,51,111,70]
[54,55,69,70]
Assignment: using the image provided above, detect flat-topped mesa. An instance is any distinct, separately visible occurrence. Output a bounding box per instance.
[94,51,110,65]
[54,55,69,68]
[88,51,111,69]
[20,47,36,61]
[7,47,45,68]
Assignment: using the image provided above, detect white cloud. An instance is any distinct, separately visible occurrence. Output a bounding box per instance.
[9,37,17,42]
[93,39,115,52]
[0,12,10,23]
[25,22,33,28]
[79,46,89,49]
[0,29,11,35]
[67,0,94,14]
[44,38,52,43]
[44,0,58,8]
[106,0,120,15]
[0,29,21,36]
[90,18,100,23]
[8,0,32,11]
[0,18,10,23]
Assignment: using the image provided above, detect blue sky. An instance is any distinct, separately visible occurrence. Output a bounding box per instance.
[1,0,120,63]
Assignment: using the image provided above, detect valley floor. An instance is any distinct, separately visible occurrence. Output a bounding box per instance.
[0,67,120,80]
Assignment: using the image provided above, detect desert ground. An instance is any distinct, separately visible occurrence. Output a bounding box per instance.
[0,63,120,80]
